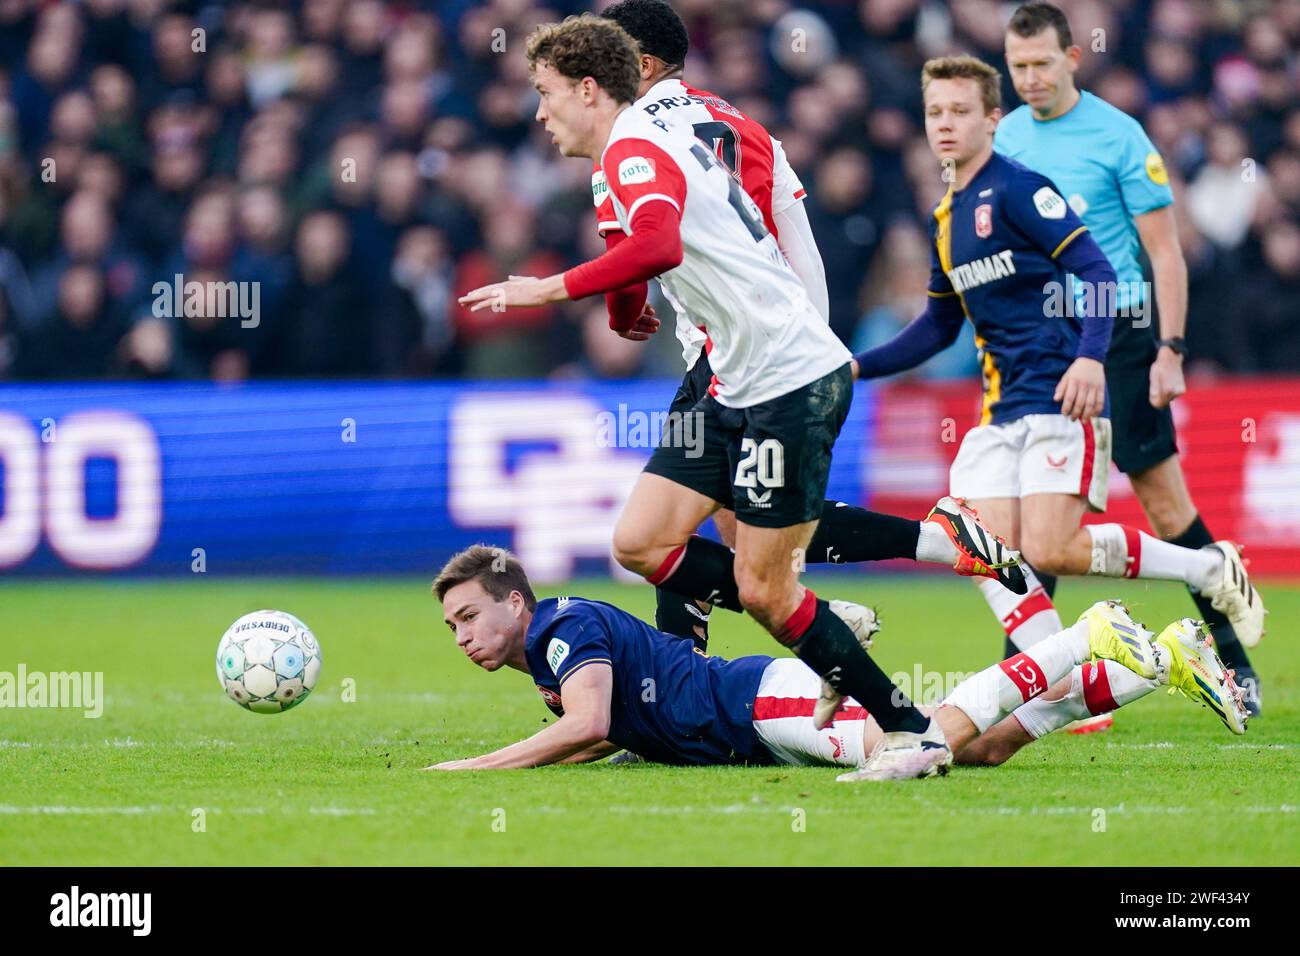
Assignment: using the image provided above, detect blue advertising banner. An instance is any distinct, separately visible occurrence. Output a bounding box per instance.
[0,381,876,580]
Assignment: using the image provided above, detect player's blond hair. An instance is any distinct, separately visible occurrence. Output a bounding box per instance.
[921,56,1002,114]
[525,14,642,105]
[433,544,538,611]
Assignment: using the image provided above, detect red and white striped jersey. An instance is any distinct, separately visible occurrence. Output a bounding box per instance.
[592,78,808,368]
[598,106,847,408]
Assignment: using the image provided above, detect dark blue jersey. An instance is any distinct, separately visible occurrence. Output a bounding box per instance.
[930,152,1112,425]
[524,597,775,766]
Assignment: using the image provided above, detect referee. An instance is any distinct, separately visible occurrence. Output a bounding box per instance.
[993,2,1261,713]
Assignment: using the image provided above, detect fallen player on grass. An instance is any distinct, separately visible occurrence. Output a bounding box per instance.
[425,546,1246,780]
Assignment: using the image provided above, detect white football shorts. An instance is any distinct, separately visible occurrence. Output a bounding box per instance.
[949,414,1112,512]
[752,658,868,768]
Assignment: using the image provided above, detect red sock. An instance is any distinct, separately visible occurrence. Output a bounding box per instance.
[1081,661,1119,714]
[776,589,817,646]
[647,542,688,586]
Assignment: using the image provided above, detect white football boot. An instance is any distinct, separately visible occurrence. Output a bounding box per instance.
[837,716,953,782]
[1197,542,1266,648]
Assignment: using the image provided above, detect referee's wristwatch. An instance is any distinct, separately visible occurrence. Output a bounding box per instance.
[1157,336,1188,358]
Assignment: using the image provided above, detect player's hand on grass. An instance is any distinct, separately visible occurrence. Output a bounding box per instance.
[458,274,567,312]
[616,303,659,341]
[1149,348,1186,408]
[425,758,479,771]
[1054,357,1105,421]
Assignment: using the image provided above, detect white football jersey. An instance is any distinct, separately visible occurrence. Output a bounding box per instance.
[598,107,848,408]
[592,78,810,370]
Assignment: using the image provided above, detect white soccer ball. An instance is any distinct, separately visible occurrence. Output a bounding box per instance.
[216,610,322,714]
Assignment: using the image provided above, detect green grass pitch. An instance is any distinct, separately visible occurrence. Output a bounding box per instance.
[2,574,1296,866]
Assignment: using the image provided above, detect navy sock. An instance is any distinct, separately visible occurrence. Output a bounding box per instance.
[806,501,920,564]
[1170,515,1251,671]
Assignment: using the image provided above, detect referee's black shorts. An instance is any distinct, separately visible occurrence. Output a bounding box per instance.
[1106,345,1179,476]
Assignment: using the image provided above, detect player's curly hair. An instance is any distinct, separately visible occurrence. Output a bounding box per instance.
[921,55,1002,115]
[602,0,690,72]
[433,544,538,611]
[525,14,641,105]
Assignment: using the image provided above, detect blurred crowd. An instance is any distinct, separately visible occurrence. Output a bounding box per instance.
[0,0,1297,382]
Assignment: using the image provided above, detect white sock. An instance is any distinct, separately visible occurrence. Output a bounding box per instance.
[977,567,1063,649]
[920,520,961,564]
[943,620,1090,733]
[1085,524,1222,589]
[916,520,959,565]
[1012,661,1159,739]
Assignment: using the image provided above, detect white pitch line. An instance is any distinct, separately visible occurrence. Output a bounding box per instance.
[911,803,1299,818]
[1100,741,1300,752]
[490,803,1300,818]
[1102,741,1177,749]
[0,802,1293,820]
[523,805,769,816]
[0,738,244,751]
[0,804,378,816]
[0,805,165,815]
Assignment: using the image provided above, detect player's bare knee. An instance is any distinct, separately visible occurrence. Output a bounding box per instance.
[611,525,657,577]
[1019,538,1067,576]
[735,577,793,631]
[735,579,774,624]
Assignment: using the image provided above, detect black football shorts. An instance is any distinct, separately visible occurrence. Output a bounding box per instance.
[1106,356,1178,475]
[645,361,853,528]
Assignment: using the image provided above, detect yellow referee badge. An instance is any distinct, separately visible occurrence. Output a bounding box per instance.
[1145,151,1169,185]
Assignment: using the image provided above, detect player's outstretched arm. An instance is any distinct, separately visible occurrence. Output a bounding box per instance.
[457,202,684,314]
[457,272,570,312]
[426,664,614,770]
[850,294,965,380]
[557,740,622,764]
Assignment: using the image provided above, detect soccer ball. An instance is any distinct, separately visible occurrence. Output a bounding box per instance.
[216,610,322,714]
